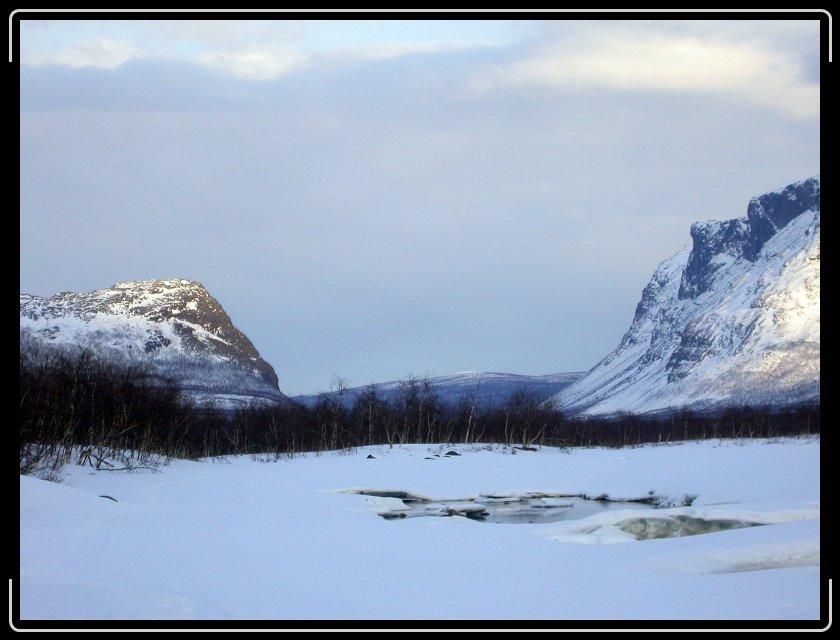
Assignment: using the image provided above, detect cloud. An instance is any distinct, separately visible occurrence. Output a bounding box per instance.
[20,28,308,81]
[196,45,309,80]
[23,37,141,70]
[17,20,494,82]
[475,26,819,121]
[194,39,491,79]
[330,40,494,61]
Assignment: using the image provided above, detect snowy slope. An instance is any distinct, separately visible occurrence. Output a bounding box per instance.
[18,438,821,622]
[20,279,289,408]
[555,177,820,416]
[293,371,585,410]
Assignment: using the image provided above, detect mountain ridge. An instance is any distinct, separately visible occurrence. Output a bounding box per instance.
[293,370,585,410]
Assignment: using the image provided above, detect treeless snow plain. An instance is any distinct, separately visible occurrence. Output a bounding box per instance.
[19,438,821,624]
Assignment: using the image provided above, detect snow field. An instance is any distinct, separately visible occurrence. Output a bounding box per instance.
[19,438,820,621]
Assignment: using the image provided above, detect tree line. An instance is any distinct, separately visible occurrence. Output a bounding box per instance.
[20,345,820,476]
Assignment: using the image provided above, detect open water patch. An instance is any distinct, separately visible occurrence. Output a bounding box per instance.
[342,489,777,540]
[342,489,690,525]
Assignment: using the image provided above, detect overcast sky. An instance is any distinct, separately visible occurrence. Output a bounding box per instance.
[18,15,821,395]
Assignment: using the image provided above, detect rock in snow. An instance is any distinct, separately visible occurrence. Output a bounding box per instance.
[554,176,820,416]
[20,278,289,409]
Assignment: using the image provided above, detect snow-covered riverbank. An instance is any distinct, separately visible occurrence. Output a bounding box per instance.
[19,438,820,622]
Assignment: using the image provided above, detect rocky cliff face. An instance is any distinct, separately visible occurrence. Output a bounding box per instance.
[554,177,820,416]
[20,279,288,408]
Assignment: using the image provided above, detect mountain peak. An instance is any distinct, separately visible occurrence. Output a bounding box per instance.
[746,175,819,259]
[112,277,206,290]
[679,176,819,300]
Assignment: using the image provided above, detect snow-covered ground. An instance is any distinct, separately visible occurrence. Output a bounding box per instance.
[19,438,821,623]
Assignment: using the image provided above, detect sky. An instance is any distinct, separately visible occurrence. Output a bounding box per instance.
[18,14,822,395]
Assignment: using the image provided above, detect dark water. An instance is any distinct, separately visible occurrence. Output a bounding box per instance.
[475,497,651,525]
[352,490,656,525]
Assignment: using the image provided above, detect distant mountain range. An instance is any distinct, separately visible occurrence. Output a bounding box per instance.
[20,177,820,417]
[292,371,585,410]
[20,279,288,409]
[552,176,820,416]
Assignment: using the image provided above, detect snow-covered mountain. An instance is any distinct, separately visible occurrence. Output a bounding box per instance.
[294,371,585,410]
[20,279,289,408]
[554,176,820,417]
